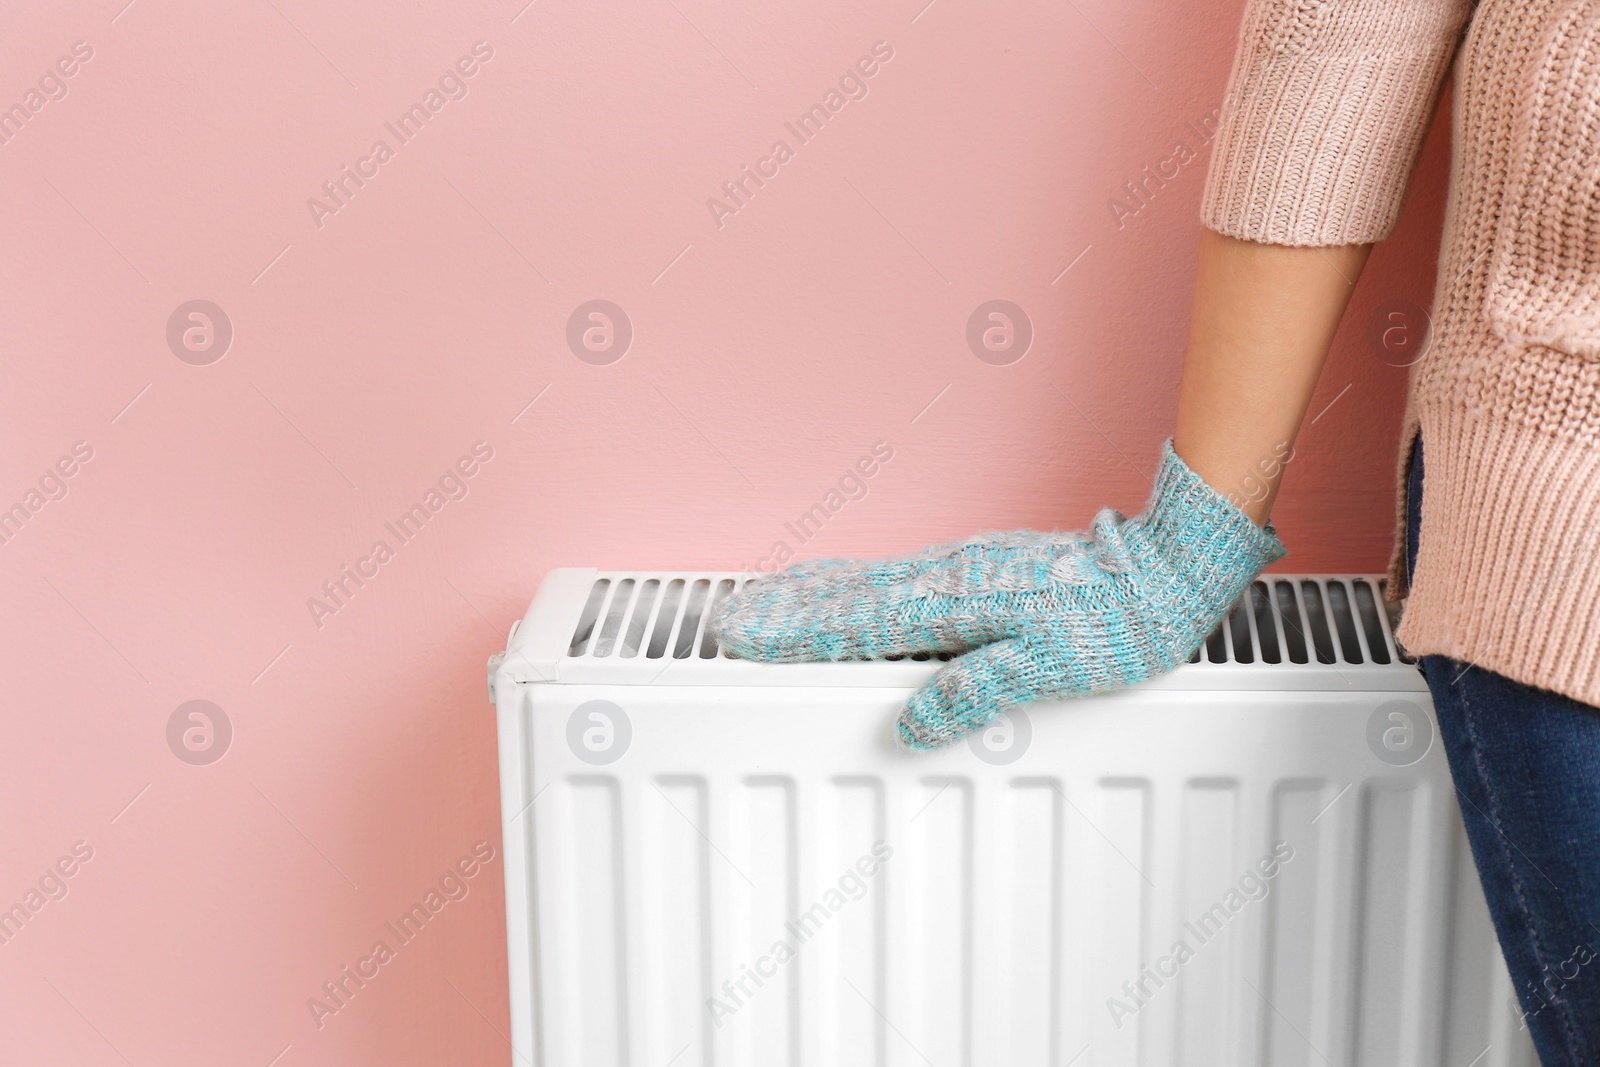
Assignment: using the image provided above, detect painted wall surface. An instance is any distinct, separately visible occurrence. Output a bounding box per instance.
[0,1,1449,1063]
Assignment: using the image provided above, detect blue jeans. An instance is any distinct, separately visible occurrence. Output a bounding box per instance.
[1407,436,1600,1066]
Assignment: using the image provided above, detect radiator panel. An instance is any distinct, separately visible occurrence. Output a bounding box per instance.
[501,685,1534,1066]
[492,571,1533,1065]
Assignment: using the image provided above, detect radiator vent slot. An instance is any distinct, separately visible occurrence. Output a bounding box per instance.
[1186,577,1402,666]
[567,573,1406,667]
[569,575,740,660]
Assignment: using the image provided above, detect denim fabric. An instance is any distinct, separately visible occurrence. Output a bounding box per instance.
[1407,436,1600,1065]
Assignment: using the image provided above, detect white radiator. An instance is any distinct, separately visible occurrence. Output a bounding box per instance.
[489,570,1537,1067]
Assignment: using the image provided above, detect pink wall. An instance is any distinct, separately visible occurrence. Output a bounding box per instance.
[0,0,1450,1063]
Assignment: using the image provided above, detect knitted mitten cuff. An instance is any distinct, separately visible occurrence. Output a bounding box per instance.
[1133,439,1288,638]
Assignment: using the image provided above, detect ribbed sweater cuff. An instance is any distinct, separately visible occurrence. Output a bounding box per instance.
[1199,0,1472,246]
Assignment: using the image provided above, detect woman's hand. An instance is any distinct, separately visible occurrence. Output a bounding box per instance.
[711,439,1286,749]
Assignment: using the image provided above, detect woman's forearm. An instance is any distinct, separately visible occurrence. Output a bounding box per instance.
[1173,227,1374,525]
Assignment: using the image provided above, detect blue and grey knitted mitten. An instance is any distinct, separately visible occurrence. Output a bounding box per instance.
[710,439,1286,749]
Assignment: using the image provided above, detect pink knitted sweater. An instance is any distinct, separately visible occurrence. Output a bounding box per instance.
[1201,0,1600,705]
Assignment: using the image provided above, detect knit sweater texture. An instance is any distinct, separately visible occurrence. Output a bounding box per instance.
[1201,0,1600,705]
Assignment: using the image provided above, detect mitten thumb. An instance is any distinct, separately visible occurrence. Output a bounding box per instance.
[896,631,1089,751]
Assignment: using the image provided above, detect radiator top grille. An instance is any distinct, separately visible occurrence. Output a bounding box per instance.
[564,574,1409,669]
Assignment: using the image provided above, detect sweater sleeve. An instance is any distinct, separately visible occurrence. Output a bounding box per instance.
[1199,0,1475,246]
